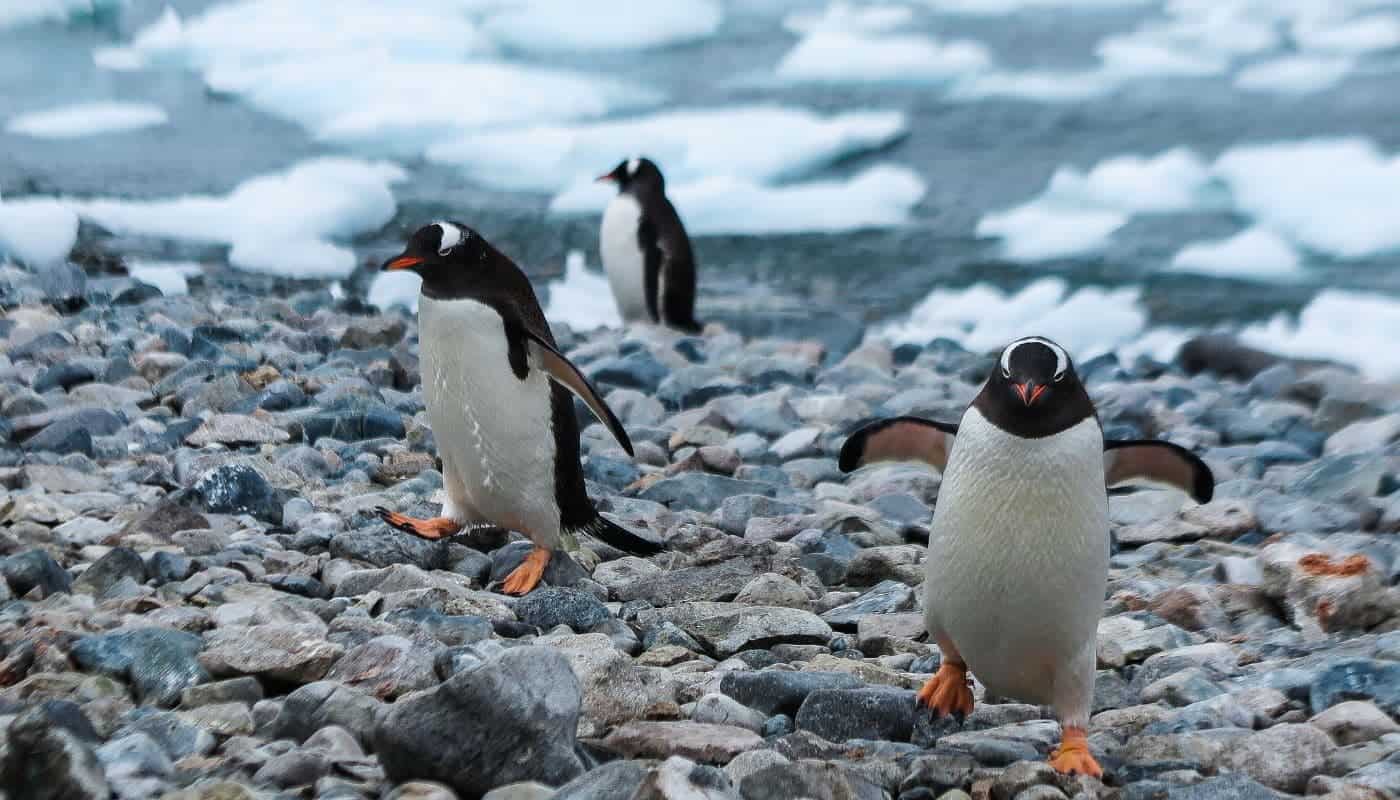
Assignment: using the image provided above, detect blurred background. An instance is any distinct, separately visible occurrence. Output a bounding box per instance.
[2,0,1398,373]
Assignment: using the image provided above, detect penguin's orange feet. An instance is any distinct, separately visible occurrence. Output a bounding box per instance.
[1049,727,1102,778]
[915,661,975,721]
[374,507,461,540]
[501,547,551,596]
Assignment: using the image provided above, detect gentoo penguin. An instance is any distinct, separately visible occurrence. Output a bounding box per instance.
[374,221,662,595]
[839,336,1213,777]
[596,157,702,333]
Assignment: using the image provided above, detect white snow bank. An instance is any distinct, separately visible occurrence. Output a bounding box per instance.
[554,165,926,236]
[114,3,654,155]
[1169,227,1302,281]
[126,260,202,296]
[0,0,124,30]
[977,148,1210,260]
[0,196,79,266]
[1241,290,1400,380]
[543,251,621,331]
[71,158,406,278]
[1213,137,1400,260]
[6,102,168,139]
[430,106,907,197]
[776,29,991,84]
[482,0,722,53]
[1234,56,1355,94]
[369,271,422,313]
[875,278,1155,360]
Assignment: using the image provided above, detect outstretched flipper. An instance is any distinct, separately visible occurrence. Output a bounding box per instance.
[1103,440,1214,503]
[839,416,958,473]
[522,330,634,457]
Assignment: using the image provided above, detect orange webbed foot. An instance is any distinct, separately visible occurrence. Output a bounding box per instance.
[500,547,551,596]
[374,507,461,540]
[1049,728,1102,778]
[915,661,975,721]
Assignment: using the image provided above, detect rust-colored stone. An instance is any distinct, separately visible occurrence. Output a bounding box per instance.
[1298,553,1370,577]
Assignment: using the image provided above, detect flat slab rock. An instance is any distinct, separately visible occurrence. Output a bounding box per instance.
[599,721,763,764]
[642,602,834,658]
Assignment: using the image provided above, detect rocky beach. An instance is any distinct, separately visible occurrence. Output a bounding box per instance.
[0,260,1397,800]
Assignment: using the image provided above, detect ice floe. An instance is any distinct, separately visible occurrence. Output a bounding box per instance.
[69,158,406,278]
[875,278,1158,360]
[1234,55,1356,94]
[429,106,906,197]
[1242,290,1400,380]
[125,260,203,296]
[6,102,168,139]
[482,0,722,53]
[542,251,621,331]
[976,205,1127,261]
[1169,227,1302,281]
[0,194,79,266]
[921,0,1152,14]
[776,29,992,84]
[782,2,914,35]
[0,0,125,30]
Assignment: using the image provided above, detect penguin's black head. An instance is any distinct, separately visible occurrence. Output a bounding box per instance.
[977,336,1095,438]
[597,156,664,193]
[382,220,488,276]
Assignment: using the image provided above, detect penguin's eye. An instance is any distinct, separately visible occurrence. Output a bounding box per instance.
[437,244,453,257]
[1053,370,1066,382]
[1000,366,1011,379]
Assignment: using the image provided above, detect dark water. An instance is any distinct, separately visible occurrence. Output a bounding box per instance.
[3,0,1399,329]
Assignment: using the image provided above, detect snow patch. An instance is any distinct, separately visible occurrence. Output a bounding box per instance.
[1169,227,1302,281]
[0,196,79,266]
[776,29,992,84]
[430,106,906,197]
[1241,290,1400,380]
[6,102,169,139]
[482,0,722,53]
[977,205,1126,261]
[126,260,202,296]
[543,250,621,331]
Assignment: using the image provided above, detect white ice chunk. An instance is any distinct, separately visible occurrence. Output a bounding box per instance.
[1234,55,1355,94]
[1169,227,1303,281]
[1042,148,1212,214]
[1293,14,1400,54]
[783,3,914,35]
[125,259,202,296]
[921,0,1151,15]
[429,106,907,195]
[0,0,125,30]
[1241,290,1400,380]
[875,277,1149,360]
[0,198,79,266]
[93,47,147,71]
[977,204,1127,261]
[482,0,722,52]
[369,271,423,313]
[70,157,406,278]
[776,30,992,83]
[952,70,1119,102]
[555,165,926,236]
[543,250,621,331]
[1095,35,1230,79]
[6,102,168,139]
[1213,137,1400,259]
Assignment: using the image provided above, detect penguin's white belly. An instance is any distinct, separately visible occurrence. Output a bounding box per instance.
[418,295,561,542]
[600,194,650,323]
[925,409,1108,706]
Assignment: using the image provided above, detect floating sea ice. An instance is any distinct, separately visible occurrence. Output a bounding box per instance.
[976,204,1126,261]
[564,165,925,236]
[1241,290,1400,380]
[921,0,1152,15]
[125,260,203,296]
[782,2,914,35]
[776,29,992,84]
[0,196,79,266]
[1233,55,1355,94]
[0,0,125,31]
[1292,13,1400,54]
[1213,137,1400,259]
[1095,35,1230,79]
[1169,227,1303,281]
[951,70,1119,103]
[1042,148,1212,214]
[429,106,907,197]
[71,158,406,278]
[482,0,722,52]
[875,278,1150,360]
[543,251,621,331]
[6,102,168,139]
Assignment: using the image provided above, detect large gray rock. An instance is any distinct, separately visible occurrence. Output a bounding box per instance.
[719,671,863,716]
[795,688,918,743]
[199,623,344,682]
[645,602,833,658]
[322,635,437,700]
[0,705,112,800]
[71,627,209,708]
[375,645,584,797]
[1216,723,1336,793]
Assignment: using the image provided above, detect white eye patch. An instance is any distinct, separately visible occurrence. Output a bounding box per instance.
[1000,336,1069,378]
[434,221,464,255]
[626,157,640,176]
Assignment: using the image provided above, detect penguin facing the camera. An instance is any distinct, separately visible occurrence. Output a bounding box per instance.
[597,157,702,333]
[375,221,661,595]
[839,336,1214,777]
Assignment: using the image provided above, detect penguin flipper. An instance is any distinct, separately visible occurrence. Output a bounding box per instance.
[578,514,663,556]
[523,331,635,457]
[839,416,958,473]
[1103,439,1214,503]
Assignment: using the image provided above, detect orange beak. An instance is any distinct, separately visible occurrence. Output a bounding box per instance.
[1014,382,1048,406]
[383,255,422,271]
[595,173,615,183]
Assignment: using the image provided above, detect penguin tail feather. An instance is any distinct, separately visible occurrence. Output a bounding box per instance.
[578,515,663,556]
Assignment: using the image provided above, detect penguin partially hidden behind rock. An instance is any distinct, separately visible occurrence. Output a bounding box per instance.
[597,157,702,333]
[839,336,1214,777]
[375,221,662,595]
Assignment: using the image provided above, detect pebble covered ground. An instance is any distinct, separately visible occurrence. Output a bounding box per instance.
[0,263,1398,800]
